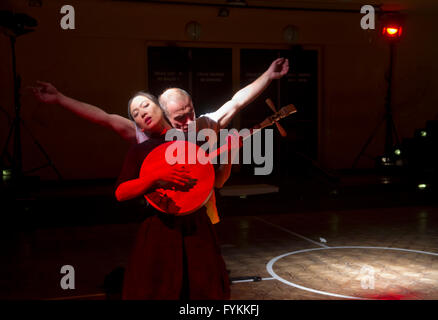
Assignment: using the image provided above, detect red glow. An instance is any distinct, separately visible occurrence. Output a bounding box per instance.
[368,293,405,300]
[386,28,399,35]
[382,26,403,39]
[365,291,421,300]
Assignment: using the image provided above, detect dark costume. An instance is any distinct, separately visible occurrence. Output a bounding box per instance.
[116,136,230,300]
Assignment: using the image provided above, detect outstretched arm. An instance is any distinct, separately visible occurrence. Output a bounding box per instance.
[31,81,137,143]
[208,57,289,129]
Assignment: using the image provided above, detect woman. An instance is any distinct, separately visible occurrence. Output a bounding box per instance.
[115,92,230,300]
[31,82,233,224]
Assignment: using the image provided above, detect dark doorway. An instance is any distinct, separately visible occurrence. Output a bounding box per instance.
[240,48,319,179]
[148,46,232,117]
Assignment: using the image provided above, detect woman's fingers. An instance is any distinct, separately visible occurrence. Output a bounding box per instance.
[170,172,197,188]
[155,165,198,189]
[173,173,196,184]
[34,81,56,93]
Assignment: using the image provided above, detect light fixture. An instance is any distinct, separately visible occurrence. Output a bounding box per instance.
[353,13,404,169]
[378,156,396,167]
[283,25,299,43]
[394,149,401,156]
[417,183,427,190]
[380,177,391,184]
[420,130,427,137]
[381,14,404,42]
[2,168,12,182]
[382,25,402,40]
[185,21,201,40]
[218,8,229,17]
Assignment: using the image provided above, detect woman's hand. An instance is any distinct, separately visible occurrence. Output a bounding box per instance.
[153,165,197,191]
[116,165,196,202]
[30,81,61,104]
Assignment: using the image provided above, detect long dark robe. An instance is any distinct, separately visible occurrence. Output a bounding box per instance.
[116,136,230,300]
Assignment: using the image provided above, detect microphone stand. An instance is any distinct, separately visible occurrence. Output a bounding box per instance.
[1,18,62,189]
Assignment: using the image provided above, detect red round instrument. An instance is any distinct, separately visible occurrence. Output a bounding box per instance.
[138,103,297,216]
[139,140,215,216]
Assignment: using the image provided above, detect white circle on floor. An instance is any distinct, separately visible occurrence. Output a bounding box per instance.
[267,246,438,300]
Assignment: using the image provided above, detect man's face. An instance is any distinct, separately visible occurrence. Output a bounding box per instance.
[165,96,195,132]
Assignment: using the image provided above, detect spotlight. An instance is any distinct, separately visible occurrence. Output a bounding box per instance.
[378,156,395,167]
[382,26,402,39]
[354,13,404,169]
[2,169,12,176]
[417,183,428,190]
[381,177,392,184]
[2,168,12,182]
[394,149,401,156]
[380,156,393,165]
[381,14,404,42]
[420,131,427,137]
[0,11,37,36]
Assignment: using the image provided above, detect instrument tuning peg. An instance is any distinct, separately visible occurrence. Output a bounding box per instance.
[265,98,287,137]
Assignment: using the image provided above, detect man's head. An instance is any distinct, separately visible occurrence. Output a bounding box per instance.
[159,88,195,132]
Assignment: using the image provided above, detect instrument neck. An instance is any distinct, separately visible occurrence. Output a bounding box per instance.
[207,123,267,161]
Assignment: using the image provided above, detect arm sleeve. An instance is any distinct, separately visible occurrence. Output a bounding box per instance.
[115,144,146,189]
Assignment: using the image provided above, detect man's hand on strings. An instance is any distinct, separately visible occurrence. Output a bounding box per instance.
[267,58,289,80]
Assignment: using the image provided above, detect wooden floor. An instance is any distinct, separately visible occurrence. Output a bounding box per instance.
[218,207,438,300]
[2,204,438,300]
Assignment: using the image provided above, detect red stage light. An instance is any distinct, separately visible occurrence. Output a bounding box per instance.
[382,25,402,40]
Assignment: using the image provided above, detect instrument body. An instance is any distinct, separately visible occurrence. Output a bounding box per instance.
[140,104,297,215]
[140,140,215,216]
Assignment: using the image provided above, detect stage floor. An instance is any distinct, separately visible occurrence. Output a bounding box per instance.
[220,206,438,300]
[2,204,438,300]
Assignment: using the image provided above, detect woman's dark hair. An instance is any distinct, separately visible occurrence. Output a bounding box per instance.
[127,91,160,121]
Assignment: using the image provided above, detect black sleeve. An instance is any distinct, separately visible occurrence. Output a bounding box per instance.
[115,143,148,189]
[115,139,164,190]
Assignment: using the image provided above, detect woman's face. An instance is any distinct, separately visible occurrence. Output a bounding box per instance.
[129,95,164,132]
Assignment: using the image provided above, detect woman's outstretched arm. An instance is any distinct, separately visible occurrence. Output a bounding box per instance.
[31,81,137,143]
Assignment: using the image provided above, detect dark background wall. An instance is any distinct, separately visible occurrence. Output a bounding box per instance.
[1,0,437,180]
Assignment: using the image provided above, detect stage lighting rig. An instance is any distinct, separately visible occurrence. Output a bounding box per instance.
[1,11,61,186]
[381,14,403,42]
[353,13,405,169]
